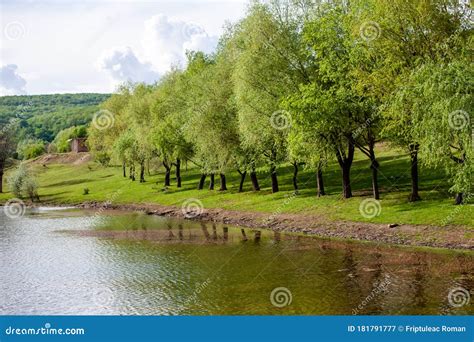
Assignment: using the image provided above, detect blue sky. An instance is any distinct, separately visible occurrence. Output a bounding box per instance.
[0,0,247,95]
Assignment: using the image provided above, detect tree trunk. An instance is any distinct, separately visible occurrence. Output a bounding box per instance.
[455,193,463,205]
[219,173,227,191]
[292,162,298,192]
[270,165,279,193]
[316,167,325,197]
[250,171,260,191]
[131,165,135,181]
[140,162,145,183]
[341,163,351,198]
[0,169,3,193]
[209,174,215,190]
[370,156,380,200]
[129,166,133,179]
[409,144,421,202]
[175,158,181,188]
[238,170,247,193]
[198,174,206,190]
[122,162,126,178]
[163,162,171,186]
[336,142,354,199]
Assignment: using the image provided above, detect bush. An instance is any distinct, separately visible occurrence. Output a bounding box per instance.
[95,151,111,166]
[83,188,89,195]
[17,139,46,160]
[8,163,40,201]
[23,178,39,201]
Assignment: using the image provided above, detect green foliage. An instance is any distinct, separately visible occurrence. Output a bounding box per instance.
[95,151,111,166]
[7,163,39,200]
[52,125,88,153]
[83,0,472,204]
[17,139,46,160]
[0,93,110,142]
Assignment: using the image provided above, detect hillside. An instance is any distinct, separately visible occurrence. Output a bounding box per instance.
[0,93,110,141]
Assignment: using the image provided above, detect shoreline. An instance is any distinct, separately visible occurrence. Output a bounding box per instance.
[2,199,472,251]
[70,201,473,251]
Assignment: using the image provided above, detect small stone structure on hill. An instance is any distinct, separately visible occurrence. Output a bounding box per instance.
[70,138,88,153]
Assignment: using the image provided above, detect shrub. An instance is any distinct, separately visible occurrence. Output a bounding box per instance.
[8,163,40,201]
[95,151,110,166]
[17,139,46,160]
[23,178,39,201]
[83,188,89,195]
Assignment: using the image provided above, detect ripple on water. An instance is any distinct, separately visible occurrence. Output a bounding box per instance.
[1,209,473,315]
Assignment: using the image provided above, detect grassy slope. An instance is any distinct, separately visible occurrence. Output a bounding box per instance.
[0,145,472,228]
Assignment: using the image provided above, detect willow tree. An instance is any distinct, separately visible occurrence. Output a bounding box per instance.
[412,60,473,204]
[0,118,19,193]
[287,3,376,199]
[125,84,155,182]
[183,39,243,191]
[150,69,193,187]
[233,2,302,193]
[88,84,132,176]
[362,0,468,201]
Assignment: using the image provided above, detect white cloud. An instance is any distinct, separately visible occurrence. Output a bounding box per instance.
[1,1,246,94]
[98,14,218,84]
[0,64,27,95]
[142,14,218,71]
[97,47,160,85]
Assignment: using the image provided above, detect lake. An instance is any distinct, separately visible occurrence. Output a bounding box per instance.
[1,207,473,315]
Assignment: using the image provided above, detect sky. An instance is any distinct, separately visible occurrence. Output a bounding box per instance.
[0,0,248,95]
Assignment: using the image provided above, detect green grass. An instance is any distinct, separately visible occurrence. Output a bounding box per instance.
[1,145,472,228]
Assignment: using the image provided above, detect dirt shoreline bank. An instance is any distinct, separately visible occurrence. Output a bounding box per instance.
[67,201,473,251]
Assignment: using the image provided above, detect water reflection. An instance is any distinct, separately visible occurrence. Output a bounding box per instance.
[0,208,473,315]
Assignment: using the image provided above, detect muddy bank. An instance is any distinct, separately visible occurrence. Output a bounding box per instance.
[73,201,474,251]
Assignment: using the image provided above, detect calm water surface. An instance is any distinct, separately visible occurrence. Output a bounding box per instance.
[1,207,473,315]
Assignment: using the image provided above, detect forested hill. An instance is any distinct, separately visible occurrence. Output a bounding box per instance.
[0,93,110,142]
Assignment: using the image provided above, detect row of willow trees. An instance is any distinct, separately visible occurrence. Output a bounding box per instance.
[89,0,473,204]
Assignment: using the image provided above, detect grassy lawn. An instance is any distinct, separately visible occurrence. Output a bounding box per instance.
[1,145,472,228]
